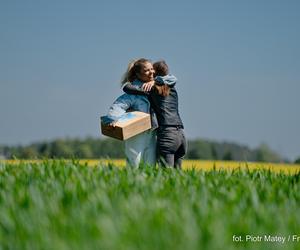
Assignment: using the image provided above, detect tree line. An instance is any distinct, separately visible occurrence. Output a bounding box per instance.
[1,137,295,163]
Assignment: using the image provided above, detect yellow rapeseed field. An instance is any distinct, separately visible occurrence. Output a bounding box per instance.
[2,159,300,175]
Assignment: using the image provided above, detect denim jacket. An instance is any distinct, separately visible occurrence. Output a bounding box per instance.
[104,76,177,128]
[102,79,150,125]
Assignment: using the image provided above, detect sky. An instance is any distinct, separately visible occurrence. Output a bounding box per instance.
[0,0,299,160]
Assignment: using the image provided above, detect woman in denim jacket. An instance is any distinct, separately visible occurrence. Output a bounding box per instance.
[105,58,176,168]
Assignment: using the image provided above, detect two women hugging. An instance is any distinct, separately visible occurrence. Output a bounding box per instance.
[105,58,186,169]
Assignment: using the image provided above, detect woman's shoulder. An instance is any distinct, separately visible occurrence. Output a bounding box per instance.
[155,74,177,86]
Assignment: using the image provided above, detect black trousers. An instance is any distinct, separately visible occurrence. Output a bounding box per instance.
[157,127,187,169]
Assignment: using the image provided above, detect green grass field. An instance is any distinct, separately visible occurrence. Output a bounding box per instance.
[0,160,299,250]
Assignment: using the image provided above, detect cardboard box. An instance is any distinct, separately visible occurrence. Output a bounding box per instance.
[100,111,151,140]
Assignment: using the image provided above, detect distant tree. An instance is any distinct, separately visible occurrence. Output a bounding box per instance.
[76,144,93,158]
[20,146,38,159]
[37,142,52,157]
[223,151,233,161]
[255,143,281,162]
[1,137,285,162]
[9,146,23,159]
[211,145,218,160]
[51,139,74,158]
[0,146,10,159]
[187,142,202,159]
[98,139,124,158]
[295,157,300,164]
[186,140,213,159]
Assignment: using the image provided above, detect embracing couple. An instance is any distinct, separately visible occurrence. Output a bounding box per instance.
[106,58,187,169]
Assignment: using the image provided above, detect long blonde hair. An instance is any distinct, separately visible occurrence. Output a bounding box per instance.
[120,58,151,86]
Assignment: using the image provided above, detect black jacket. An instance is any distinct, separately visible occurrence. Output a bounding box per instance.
[123,84,183,128]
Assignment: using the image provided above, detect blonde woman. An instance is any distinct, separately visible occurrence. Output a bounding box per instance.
[105,59,157,168]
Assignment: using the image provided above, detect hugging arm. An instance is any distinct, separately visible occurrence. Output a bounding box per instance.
[122,82,148,95]
[122,74,177,95]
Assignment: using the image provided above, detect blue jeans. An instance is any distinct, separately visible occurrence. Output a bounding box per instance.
[125,130,156,168]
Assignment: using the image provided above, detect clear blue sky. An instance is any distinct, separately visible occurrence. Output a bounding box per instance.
[1,1,299,160]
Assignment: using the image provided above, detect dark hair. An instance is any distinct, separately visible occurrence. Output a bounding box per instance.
[153,84,170,97]
[153,60,169,76]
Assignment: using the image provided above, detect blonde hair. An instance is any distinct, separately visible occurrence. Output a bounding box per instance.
[120,58,151,86]
[120,59,138,85]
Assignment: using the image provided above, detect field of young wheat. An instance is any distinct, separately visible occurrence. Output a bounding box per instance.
[4,159,300,174]
[0,160,299,250]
